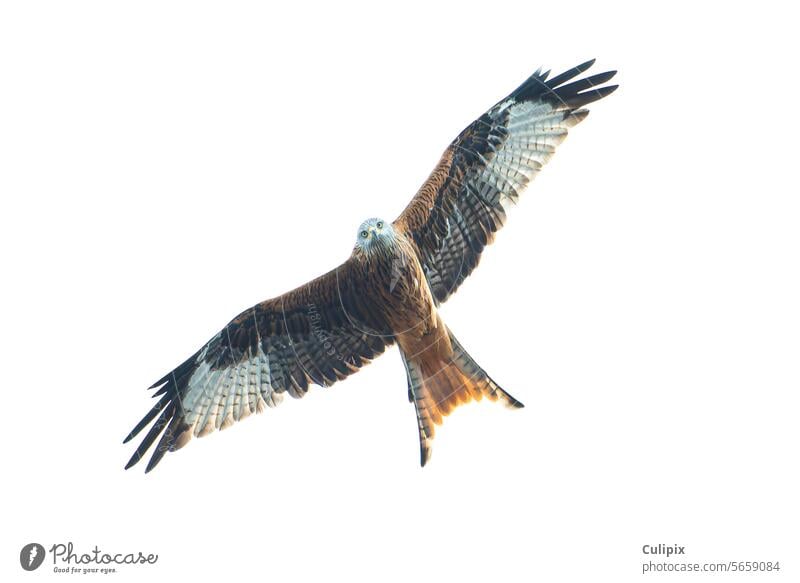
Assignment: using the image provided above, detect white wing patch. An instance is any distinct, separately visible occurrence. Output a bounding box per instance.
[181,344,284,438]
[475,101,587,209]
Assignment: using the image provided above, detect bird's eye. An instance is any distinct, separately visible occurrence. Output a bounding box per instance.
[376,221,384,229]
[361,230,369,239]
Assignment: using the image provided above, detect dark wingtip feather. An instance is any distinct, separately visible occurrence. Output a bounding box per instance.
[124,402,176,471]
[545,58,596,88]
[567,70,618,91]
[507,67,549,102]
[148,376,170,390]
[143,451,164,474]
[148,352,198,390]
[507,59,618,109]
[124,449,143,470]
[565,84,618,108]
[123,392,171,444]
[553,70,617,99]
[127,356,198,471]
[144,418,183,473]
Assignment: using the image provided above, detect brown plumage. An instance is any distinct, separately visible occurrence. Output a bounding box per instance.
[124,59,617,472]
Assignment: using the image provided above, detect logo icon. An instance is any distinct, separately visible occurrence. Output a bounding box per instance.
[20,543,46,571]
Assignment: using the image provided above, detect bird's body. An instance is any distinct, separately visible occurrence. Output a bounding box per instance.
[354,219,524,464]
[125,59,618,472]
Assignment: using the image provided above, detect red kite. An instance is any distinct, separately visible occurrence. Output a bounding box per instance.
[125,59,617,472]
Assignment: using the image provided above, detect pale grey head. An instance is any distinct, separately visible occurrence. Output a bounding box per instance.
[354,217,397,258]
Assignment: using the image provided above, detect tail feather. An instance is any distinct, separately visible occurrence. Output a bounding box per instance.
[449,334,524,409]
[402,328,523,466]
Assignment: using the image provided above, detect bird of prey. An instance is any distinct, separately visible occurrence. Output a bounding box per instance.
[125,59,617,472]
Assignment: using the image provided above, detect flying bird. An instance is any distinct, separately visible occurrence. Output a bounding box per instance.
[125,59,617,472]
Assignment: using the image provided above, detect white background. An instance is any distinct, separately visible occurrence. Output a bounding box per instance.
[1,1,798,582]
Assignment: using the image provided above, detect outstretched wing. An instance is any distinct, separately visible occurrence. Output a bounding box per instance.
[124,258,393,472]
[394,59,617,303]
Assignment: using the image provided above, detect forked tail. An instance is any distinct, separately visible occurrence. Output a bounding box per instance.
[400,328,523,466]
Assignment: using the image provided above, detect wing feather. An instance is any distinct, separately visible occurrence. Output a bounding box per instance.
[394,60,617,303]
[124,258,393,472]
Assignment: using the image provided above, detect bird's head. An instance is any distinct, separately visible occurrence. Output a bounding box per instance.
[354,217,396,258]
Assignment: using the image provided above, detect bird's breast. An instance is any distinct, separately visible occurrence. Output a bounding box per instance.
[371,239,437,338]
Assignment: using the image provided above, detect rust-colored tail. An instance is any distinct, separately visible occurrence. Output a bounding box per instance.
[400,329,523,466]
